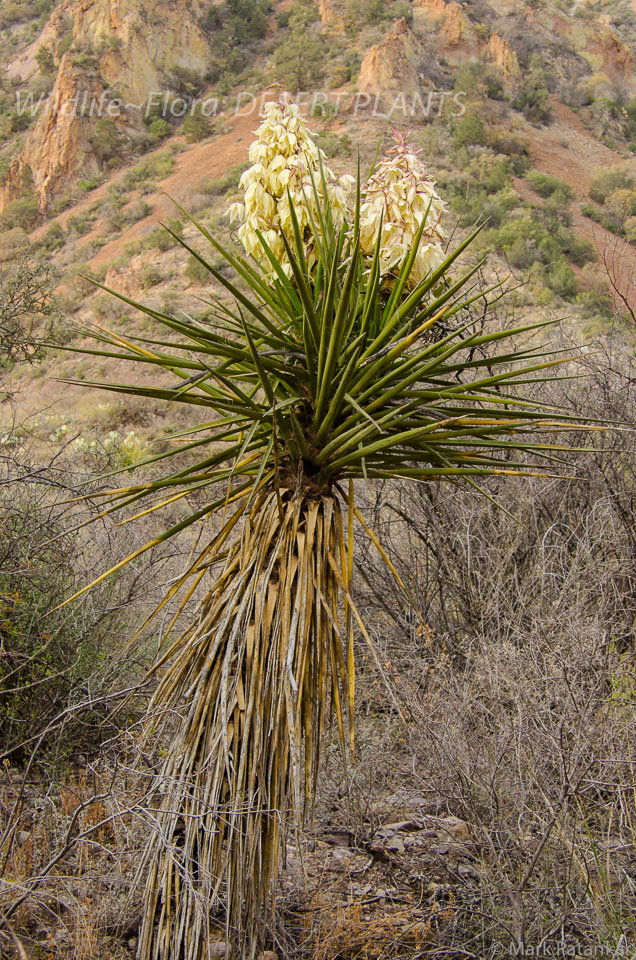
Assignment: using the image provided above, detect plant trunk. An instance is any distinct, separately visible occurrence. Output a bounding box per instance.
[136,489,351,960]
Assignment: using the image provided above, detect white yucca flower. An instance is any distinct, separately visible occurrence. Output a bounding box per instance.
[229,95,354,276]
[359,132,447,286]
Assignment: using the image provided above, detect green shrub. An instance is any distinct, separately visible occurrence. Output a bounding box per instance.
[206,164,248,196]
[346,0,386,25]
[525,170,573,200]
[507,235,534,269]
[316,132,353,158]
[589,168,632,205]
[487,126,529,169]
[536,232,563,263]
[1,256,59,365]
[454,188,516,229]
[288,0,320,27]
[459,153,512,194]
[0,0,54,27]
[0,496,89,760]
[456,57,504,103]
[149,117,171,139]
[57,31,73,57]
[485,75,504,100]
[77,175,104,192]
[168,66,206,98]
[144,219,184,252]
[272,32,325,92]
[203,4,225,30]
[120,152,175,190]
[486,203,587,294]
[67,210,97,237]
[0,195,39,231]
[145,228,174,252]
[92,292,125,321]
[123,239,143,257]
[443,153,517,228]
[0,228,29,262]
[48,184,87,217]
[605,187,636,220]
[567,235,595,266]
[39,221,66,252]
[513,54,551,123]
[452,111,487,147]
[68,262,107,296]
[96,33,123,54]
[625,215,636,244]
[184,255,211,285]
[389,1,413,24]
[35,45,55,75]
[141,263,164,288]
[0,469,152,764]
[71,44,99,69]
[9,112,33,133]
[547,258,578,300]
[182,105,213,143]
[539,195,572,228]
[583,171,636,238]
[89,117,128,167]
[225,0,268,39]
[205,0,269,37]
[122,199,153,225]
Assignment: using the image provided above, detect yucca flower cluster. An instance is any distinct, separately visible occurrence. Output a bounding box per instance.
[228,96,353,276]
[359,131,446,286]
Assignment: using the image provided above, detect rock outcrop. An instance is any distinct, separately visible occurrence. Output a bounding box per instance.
[318,0,339,26]
[413,0,479,64]
[70,0,210,104]
[2,54,103,212]
[438,1,474,47]
[488,33,520,80]
[583,15,634,85]
[412,0,447,21]
[358,19,423,97]
[5,2,72,84]
[2,0,211,212]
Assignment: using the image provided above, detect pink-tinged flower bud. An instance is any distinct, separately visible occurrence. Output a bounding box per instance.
[359,132,447,287]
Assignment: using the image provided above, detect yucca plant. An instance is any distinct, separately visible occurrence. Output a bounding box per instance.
[59,103,592,959]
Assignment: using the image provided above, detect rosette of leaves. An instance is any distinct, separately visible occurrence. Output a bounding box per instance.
[58,133,591,960]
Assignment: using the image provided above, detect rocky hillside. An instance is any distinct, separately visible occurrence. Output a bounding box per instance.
[1,0,210,209]
[2,0,635,211]
[1,0,636,437]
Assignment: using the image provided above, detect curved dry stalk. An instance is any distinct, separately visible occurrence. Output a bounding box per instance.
[136,489,352,959]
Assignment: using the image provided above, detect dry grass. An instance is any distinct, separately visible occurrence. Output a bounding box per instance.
[331,332,636,958]
[298,886,457,960]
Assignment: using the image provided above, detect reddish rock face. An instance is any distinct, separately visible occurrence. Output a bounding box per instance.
[584,17,634,85]
[1,0,211,213]
[1,56,101,213]
[412,0,448,20]
[488,33,521,80]
[358,19,424,97]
